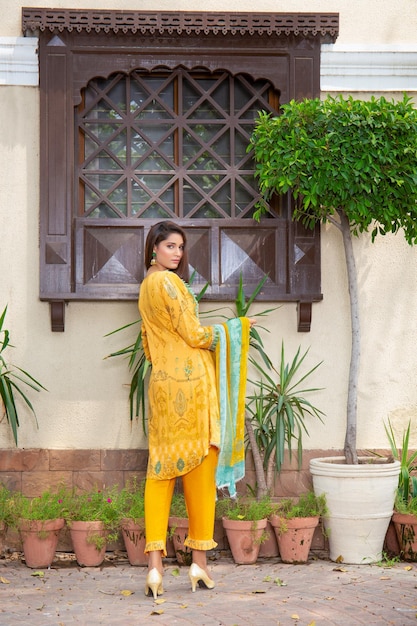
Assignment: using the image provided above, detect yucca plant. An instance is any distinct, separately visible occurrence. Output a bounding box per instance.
[245,343,324,499]
[0,306,46,445]
[384,419,417,511]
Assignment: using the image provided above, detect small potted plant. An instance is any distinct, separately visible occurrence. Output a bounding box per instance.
[12,489,67,568]
[118,477,146,566]
[385,420,417,561]
[168,492,190,565]
[221,496,273,564]
[0,484,13,554]
[269,492,327,564]
[65,486,120,567]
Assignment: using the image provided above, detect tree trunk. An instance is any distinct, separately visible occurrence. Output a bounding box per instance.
[245,416,269,499]
[338,209,360,464]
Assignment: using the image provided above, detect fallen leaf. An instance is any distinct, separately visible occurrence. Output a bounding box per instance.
[379,576,391,580]
[154,598,165,605]
[0,577,10,584]
[31,571,45,578]
[263,575,271,582]
[274,578,287,586]
[120,589,134,596]
[325,596,335,600]
[291,614,299,620]
[252,589,266,594]
[171,568,180,577]
[180,604,188,609]
[333,567,348,572]
[150,609,164,615]
[404,565,413,571]
[335,555,344,563]
[307,622,316,626]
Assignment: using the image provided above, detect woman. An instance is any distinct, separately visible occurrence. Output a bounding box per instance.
[139,221,254,599]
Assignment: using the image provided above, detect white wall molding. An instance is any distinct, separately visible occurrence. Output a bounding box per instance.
[1,37,417,93]
[321,44,417,93]
[0,36,38,86]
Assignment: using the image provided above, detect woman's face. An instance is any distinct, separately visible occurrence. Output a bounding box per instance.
[154,233,184,271]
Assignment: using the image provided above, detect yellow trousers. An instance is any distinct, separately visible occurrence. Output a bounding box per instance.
[144,446,218,556]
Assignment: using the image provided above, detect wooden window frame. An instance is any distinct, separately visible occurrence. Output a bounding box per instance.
[22,9,339,331]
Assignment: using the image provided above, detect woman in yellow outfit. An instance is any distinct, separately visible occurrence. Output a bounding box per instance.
[139,221,254,599]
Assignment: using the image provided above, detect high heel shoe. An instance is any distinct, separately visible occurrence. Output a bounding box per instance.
[189,563,215,592]
[145,568,164,600]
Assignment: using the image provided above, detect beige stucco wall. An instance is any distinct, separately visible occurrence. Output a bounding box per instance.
[1,1,417,452]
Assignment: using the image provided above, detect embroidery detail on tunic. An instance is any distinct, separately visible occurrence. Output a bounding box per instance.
[174,389,187,416]
[184,357,193,379]
[155,461,161,475]
[176,458,185,471]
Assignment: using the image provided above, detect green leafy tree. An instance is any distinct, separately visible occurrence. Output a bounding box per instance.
[250,94,417,464]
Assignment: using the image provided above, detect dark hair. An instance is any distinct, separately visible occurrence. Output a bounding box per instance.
[144,221,189,282]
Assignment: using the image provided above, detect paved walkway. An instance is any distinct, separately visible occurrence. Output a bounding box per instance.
[0,552,416,625]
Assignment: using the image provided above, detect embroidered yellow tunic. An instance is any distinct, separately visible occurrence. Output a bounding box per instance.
[139,271,220,480]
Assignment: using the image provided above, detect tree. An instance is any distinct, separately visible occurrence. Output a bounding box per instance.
[250,94,417,464]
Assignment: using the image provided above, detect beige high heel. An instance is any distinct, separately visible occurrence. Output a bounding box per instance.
[145,568,164,599]
[189,563,215,592]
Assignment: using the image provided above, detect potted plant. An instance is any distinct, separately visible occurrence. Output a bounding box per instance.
[11,489,66,568]
[0,484,13,554]
[269,492,327,564]
[245,342,324,500]
[0,305,46,445]
[65,486,120,567]
[385,420,417,561]
[118,478,147,566]
[221,496,273,564]
[168,492,190,565]
[250,94,417,562]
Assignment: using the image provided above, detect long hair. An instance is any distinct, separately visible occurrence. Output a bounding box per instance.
[144,221,189,282]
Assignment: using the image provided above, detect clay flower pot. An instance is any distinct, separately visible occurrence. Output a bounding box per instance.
[120,518,147,566]
[270,514,319,564]
[168,516,191,565]
[392,512,417,561]
[19,518,65,568]
[69,520,107,567]
[222,517,267,565]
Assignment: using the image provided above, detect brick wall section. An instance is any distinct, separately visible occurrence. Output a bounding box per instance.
[0,449,149,496]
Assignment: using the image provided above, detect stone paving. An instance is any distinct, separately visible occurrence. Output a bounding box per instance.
[0,552,416,626]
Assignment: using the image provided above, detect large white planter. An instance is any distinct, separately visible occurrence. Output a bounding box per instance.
[310,456,400,564]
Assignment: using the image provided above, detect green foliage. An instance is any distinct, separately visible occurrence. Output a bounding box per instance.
[11,488,68,523]
[250,94,417,243]
[0,484,14,525]
[220,496,274,521]
[384,419,417,511]
[246,342,324,474]
[64,486,120,536]
[0,305,47,445]
[117,477,145,523]
[274,492,328,519]
[169,492,188,518]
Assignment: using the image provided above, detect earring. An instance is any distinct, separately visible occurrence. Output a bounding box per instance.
[150,251,156,266]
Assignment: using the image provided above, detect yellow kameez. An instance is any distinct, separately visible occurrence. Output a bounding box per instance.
[139,270,220,481]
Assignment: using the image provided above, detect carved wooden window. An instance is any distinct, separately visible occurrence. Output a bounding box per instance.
[22,9,339,331]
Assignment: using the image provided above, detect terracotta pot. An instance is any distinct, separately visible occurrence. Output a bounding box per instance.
[19,518,65,568]
[69,520,107,567]
[168,516,191,565]
[121,518,147,566]
[392,512,417,561]
[0,521,7,556]
[270,514,319,564]
[222,517,267,565]
[258,519,279,558]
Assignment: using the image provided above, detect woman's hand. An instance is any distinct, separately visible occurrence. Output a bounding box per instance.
[248,318,257,328]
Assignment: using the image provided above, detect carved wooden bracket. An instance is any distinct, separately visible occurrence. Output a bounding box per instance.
[297,301,312,332]
[50,301,66,332]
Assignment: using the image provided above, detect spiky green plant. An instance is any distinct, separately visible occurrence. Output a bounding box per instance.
[384,419,417,511]
[0,306,46,445]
